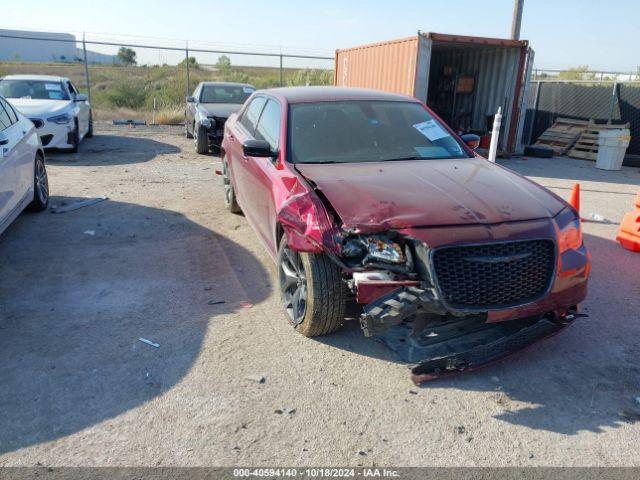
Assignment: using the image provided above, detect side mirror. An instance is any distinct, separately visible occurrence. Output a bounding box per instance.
[74,93,88,102]
[186,96,195,103]
[242,139,277,158]
[461,133,480,150]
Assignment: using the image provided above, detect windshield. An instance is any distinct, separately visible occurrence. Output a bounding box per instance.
[200,85,254,104]
[0,79,70,101]
[288,101,469,164]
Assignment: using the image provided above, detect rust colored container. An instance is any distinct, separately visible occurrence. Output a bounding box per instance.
[335,32,534,154]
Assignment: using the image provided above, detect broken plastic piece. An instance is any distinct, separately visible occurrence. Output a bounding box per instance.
[138,337,160,348]
[51,196,108,214]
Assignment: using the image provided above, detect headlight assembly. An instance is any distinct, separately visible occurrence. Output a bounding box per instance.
[46,113,72,124]
[342,235,406,265]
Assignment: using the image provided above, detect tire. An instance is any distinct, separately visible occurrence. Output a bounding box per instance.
[28,153,49,212]
[68,119,79,153]
[222,157,242,214]
[195,124,209,154]
[524,145,553,158]
[185,120,193,139]
[278,235,346,337]
[85,111,93,138]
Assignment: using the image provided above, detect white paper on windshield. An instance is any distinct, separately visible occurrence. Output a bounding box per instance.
[243,87,255,93]
[45,83,62,91]
[413,120,449,141]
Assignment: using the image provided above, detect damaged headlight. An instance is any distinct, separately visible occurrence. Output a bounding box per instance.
[554,208,583,253]
[342,235,406,265]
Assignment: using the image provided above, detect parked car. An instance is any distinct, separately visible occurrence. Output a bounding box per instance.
[185,81,255,154]
[0,95,49,236]
[0,75,92,153]
[221,87,590,380]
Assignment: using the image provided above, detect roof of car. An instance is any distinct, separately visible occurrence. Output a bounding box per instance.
[264,86,419,104]
[199,81,255,88]
[2,74,67,82]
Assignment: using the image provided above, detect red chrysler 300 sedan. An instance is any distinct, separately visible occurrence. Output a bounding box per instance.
[220,87,590,380]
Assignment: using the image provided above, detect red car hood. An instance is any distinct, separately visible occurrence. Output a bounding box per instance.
[294,158,565,231]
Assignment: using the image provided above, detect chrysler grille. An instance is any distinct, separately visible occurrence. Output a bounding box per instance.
[432,239,556,309]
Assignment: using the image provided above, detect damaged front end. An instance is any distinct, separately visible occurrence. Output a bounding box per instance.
[344,233,586,383]
[276,175,588,383]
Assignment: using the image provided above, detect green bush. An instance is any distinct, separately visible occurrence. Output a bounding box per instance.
[105,81,147,109]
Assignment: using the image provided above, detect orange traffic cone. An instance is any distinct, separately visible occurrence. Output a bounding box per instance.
[616,192,640,252]
[568,183,580,214]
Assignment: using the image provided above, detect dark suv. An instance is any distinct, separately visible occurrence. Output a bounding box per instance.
[185,82,255,154]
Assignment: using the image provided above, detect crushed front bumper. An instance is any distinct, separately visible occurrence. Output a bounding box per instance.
[359,283,585,383]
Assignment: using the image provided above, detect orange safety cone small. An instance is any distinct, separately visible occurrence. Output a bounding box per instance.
[616,192,640,252]
[568,183,580,214]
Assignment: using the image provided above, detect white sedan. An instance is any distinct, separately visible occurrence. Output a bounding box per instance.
[0,95,49,236]
[0,74,92,153]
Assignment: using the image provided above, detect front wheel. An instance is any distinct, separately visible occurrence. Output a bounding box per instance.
[85,110,93,138]
[195,124,209,154]
[28,153,49,212]
[68,119,79,153]
[278,235,347,337]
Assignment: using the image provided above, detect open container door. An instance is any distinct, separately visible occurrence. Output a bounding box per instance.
[413,33,433,103]
[514,47,535,154]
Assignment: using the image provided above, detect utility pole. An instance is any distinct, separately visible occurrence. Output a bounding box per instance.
[511,0,524,40]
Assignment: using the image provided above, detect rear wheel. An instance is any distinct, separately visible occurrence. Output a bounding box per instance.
[28,153,49,212]
[195,124,209,154]
[278,235,346,337]
[222,157,242,214]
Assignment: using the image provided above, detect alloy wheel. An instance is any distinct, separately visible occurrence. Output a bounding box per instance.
[280,247,307,325]
[35,158,49,205]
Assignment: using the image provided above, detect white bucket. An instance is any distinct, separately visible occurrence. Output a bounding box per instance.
[596,129,630,170]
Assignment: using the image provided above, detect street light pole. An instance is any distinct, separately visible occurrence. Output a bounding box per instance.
[511,0,524,40]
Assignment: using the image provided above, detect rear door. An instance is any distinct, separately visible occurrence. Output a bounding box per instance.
[226,95,266,215]
[0,98,27,224]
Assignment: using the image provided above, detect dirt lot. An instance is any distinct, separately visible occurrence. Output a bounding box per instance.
[1,125,639,467]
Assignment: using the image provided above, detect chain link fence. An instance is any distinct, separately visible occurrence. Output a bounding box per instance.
[0,31,334,125]
[523,80,640,157]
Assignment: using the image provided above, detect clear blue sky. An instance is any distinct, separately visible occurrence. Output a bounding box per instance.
[4,0,639,72]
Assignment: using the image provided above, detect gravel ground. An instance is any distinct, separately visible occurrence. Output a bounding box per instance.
[0,124,639,467]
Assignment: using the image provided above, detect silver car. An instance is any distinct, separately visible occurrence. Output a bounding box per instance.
[0,95,48,236]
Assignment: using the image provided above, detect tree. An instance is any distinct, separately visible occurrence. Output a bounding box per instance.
[117,47,137,66]
[215,55,231,72]
[558,65,595,81]
[178,56,199,68]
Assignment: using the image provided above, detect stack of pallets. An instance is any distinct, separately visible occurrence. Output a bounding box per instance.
[533,118,589,155]
[568,122,630,161]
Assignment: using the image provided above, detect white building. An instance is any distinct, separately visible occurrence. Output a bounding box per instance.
[0,29,117,64]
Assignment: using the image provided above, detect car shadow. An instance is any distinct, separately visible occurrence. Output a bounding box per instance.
[315,232,640,435]
[0,197,270,454]
[45,134,180,166]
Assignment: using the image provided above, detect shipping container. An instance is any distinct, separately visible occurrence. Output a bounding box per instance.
[334,32,534,154]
